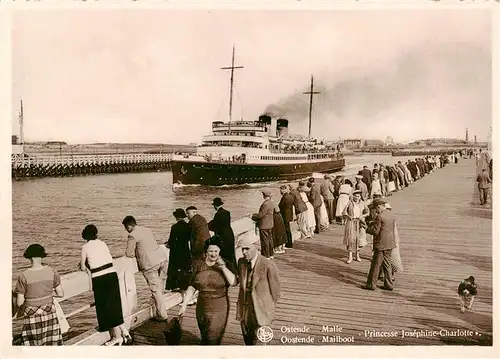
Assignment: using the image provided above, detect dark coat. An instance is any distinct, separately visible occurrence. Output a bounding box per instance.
[366,210,396,251]
[188,214,211,259]
[165,220,192,290]
[257,199,275,230]
[359,168,373,188]
[208,207,236,266]
[290,189,307,214]
[279,193,295,223]
[308,183,323,209]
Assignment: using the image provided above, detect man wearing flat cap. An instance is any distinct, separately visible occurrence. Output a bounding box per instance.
[208,197,236,268]
[186,206,211,260]
[236,234,280,345]
[252,189,275,259]
[363,198,397,291]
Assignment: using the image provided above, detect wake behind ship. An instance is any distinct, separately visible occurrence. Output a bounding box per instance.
[171,47,345,186]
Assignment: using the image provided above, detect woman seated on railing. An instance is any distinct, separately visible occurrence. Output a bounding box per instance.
[80,224,132,345]
[14,244,64,346]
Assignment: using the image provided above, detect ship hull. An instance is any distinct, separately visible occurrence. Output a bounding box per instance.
[171,158,346,186]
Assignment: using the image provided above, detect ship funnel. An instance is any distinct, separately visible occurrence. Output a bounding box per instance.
[277,118,289,137]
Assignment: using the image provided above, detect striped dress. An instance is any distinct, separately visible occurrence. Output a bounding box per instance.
[15,266,63,346]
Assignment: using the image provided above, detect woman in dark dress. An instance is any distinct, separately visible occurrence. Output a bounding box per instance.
[178,236,237,345]
[165,209,192,291]
[272,202,287,254]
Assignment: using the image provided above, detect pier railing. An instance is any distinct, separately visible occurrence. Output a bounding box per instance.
[11,153,173,168]
[12,216,292,346]
[12,153,173,180]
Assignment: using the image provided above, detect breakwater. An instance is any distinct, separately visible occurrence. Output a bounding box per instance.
[11,153,172,180]
[391,148,470,156]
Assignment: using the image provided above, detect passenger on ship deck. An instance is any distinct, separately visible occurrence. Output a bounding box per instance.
[14,244,64,346]
[80,224,131,345]
[178,236,237,345]
[122,215,169,321]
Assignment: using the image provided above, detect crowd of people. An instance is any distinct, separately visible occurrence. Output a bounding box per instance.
[12,150,488,346]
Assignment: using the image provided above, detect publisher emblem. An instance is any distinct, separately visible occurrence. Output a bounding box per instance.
[257,326,274,343]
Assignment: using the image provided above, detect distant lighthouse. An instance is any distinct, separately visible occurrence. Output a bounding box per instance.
[465,128,469,143]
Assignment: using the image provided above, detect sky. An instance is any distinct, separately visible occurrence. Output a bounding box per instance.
[11,9,492,144]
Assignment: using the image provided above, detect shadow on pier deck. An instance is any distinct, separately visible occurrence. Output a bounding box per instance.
[132,159,492,346]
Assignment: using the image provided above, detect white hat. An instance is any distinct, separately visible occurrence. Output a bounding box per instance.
[237,231,260,248]
[385,203,392,209]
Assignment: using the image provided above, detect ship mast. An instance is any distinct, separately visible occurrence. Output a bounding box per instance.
[221,45,244,135]
[303,75,321,139]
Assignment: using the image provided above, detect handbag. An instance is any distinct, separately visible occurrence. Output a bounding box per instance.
[163,316,183,345]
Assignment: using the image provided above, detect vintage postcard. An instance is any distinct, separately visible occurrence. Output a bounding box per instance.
[1,0,497,358]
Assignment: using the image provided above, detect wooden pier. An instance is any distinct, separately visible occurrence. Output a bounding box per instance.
[11,157,492,346]
[11,153,172,180]
[133,158,492,346]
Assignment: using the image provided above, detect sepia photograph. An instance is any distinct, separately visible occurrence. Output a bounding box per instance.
[5,3,495,352]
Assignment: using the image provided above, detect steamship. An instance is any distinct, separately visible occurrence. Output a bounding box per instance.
[171,48,345,186]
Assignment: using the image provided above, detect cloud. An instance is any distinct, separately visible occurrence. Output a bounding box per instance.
[263,40,490,142]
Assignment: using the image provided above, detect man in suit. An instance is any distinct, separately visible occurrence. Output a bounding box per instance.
[307,177,323,234]
[476,168,492,205]
[279,185,295,249]
[354,175,369,201]
[208,197,236,267]
[289,184,309,239]
[358,166,373,194]
[123,215,169,320]
[186,206,211,260]
[236,234,280,345]
[320,175,336,224]
[253,189,275,259]
[362,198,397,291]
[332,175,343,224]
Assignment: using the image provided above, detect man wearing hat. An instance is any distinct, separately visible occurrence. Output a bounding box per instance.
[209,197,236,267]
[358,166,373,194]
[320,175,336,224]
[363,198,397,291]
[307,177,323,234]
[354,175,369,201]
[252,189,275,259]
[236,234,280,345]
[186,206,211,260]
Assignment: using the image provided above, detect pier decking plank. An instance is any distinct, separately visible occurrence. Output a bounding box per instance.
[131,159,492,346]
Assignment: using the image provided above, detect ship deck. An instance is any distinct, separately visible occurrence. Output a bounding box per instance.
[132,158,492,345]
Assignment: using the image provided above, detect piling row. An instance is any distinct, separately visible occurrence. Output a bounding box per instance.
[11,154,172,180]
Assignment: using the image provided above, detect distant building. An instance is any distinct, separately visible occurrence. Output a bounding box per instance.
[12,135,19,145]
[363,139,385,147]
[466,128,469,143]
[342,139,363,149]
[385,136,394,145]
